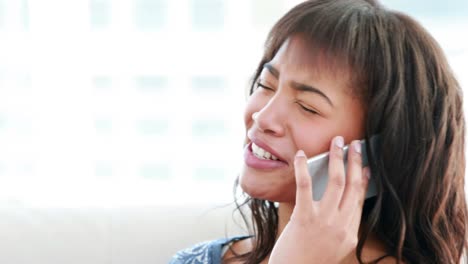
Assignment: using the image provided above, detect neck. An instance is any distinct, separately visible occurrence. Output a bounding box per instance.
[254,202,293,264]
[276,202,294,240]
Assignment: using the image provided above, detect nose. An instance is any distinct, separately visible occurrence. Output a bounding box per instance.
[252,96,286,137]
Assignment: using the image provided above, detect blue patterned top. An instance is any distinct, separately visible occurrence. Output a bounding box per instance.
[169,235,252,264]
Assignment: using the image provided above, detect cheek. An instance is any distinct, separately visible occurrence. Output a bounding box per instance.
[243,105,253,128]
[244,92,263,127]
[291,121,333,157]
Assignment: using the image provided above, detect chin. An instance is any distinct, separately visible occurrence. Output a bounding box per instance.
[239,178,270,200]
[239,167,296,203]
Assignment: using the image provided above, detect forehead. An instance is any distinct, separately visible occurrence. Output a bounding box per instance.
[268,35,352,90]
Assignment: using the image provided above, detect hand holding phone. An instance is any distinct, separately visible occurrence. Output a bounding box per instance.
[271,136,378,263]
[307,136,379,201]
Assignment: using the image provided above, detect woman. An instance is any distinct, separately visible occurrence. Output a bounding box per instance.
[170,0,467,263]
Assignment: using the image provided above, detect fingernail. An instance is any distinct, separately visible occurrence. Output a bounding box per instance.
[335,136,344,148]
[353,141,361,154]
[296,150,306,157]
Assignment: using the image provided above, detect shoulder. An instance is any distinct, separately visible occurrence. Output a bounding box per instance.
[168,235,252,264]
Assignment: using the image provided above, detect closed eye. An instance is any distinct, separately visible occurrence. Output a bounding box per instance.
[256,81,274,91]
[298,103,320,115]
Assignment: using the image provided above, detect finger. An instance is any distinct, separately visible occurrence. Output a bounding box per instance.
[321,136,346,210]
[346,167,370,230]
[293,150,314,216]
[339,140,364,211]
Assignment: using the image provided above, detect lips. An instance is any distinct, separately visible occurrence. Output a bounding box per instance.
[243,131,289,170]
[244,142,288,170]
[247,132,288,163]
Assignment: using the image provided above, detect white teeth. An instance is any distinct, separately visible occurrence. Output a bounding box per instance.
[257,147,265,156]
[252,142,278,161]
[252,142,259,152]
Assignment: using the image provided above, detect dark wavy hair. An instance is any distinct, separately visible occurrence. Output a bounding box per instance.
[224,0,467,263]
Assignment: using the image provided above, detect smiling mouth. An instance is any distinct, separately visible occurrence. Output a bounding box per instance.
[247,142,288,165]
[251,142,279,160]
[244,142,288,170]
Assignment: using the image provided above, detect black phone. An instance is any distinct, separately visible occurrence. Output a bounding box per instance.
[306,135,379,201]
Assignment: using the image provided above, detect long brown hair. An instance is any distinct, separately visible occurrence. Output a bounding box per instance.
[226,0,467,263]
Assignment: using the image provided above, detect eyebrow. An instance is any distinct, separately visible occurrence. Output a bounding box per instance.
[263,63,334,107]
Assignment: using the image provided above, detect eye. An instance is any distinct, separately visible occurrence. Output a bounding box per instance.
[256,81,275,91]
[297,102,320,115]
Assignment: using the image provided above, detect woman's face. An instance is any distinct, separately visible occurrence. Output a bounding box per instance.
[240,35,366,203]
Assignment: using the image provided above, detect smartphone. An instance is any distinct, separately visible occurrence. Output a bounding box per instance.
[307,135,379,201]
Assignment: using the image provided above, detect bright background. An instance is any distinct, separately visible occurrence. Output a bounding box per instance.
[0,0,466,208]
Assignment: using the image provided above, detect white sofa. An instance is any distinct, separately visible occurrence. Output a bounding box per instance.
[0,204,247,264]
